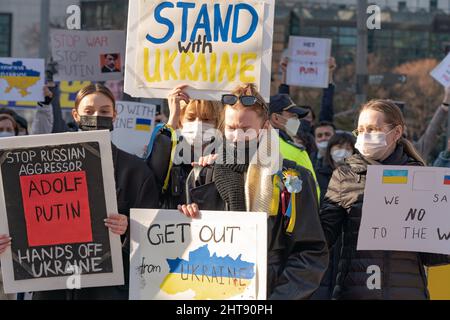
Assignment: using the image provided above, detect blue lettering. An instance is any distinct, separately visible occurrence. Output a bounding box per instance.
[231,4,258,44]
[190,4,212,42]
[177,2,196,42]
[213,4,232,42]
[146,2,175,44]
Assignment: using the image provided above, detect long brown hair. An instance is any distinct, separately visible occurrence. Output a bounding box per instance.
[74,83,116,111]
[360,99,426,165]
[180,99,223,128]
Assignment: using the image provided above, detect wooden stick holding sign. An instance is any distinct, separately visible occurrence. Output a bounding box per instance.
[0,131,124,294]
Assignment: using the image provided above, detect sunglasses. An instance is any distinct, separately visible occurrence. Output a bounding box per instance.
[221,94,266,108]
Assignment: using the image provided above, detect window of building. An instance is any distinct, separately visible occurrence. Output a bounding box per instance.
[81,0,128,30]
[0,13,12,57]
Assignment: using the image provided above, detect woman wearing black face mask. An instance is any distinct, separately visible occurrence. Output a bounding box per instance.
[177,83,329,300]
[30,84,159,300]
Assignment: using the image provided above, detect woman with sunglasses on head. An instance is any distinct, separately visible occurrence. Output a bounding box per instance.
[177,83,329,300]
[320,99,450,300]
[146,84,223,209]
[1,83,160,300]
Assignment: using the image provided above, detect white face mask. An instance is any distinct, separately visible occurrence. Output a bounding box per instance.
[284,117,300,137]
[317,140,328,151]
[355,131,393,160]
[181,121,216,146]
[331,149,353,164]
[0,131,14,138]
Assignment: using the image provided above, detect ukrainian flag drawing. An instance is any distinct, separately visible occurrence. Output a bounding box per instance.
[444,175,450,185]
[160,245,255,299]
[135,118,152,132]
[382,169,408,184]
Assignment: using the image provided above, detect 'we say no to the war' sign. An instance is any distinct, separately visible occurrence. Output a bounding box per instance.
[0,131,124,294]
[125,0,275,101]
[357,166,450,255]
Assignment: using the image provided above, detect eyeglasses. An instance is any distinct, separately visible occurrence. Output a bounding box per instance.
[352,125,394,137]
[221,94,266,108]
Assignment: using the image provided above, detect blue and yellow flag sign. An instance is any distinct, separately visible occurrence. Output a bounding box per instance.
[382,169,409,184]
[129,209,267,300]
[0,58,45,102]
[124,0,275,102]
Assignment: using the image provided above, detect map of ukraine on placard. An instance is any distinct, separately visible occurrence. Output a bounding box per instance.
[0,61,40,97]
[160,245,255,300]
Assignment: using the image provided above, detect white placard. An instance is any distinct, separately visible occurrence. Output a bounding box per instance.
[51,29,126,81]
[124,0,275,102]
[0,131,124,294]
[111,101,156,158]
[431,53,450,88]
[357,165,450,255]
[286,36,332,88]
[0,58,45,102]
[130,209,267,300]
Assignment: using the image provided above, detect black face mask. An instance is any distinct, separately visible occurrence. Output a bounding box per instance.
[78,115,114,131]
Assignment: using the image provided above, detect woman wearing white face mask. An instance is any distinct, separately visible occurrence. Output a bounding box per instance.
[0,114,18,138]
[146,84,223,209]
[320,99,450,300]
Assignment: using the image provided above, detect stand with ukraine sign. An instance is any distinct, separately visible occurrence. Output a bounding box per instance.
[124,0,275,101]
[129,209,267,300]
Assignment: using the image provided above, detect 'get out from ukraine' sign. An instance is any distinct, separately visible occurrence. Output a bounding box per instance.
[125,0,274,101]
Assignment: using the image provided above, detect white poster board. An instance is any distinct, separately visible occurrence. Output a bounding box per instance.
[0,131,124,293]
[124,0,275,102]
[286,36,332,88]
[357,165,450,255]
[0,58,45,102]
[130,209,267,300]
[50,29,126,81]
[111,101,156,158]
[431,53,450,88]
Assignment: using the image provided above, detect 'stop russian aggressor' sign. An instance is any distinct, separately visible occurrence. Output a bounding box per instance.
[125,0,275,102]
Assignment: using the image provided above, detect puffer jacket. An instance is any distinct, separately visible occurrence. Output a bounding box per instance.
[320,144,450,300]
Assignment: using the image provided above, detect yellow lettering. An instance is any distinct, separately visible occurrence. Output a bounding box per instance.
[209,53,217,82]
[163,50,178,81]
[218,53,238,82]
[180,52,195,80]
[193,53,208,82]
[144,48,161,83]
[240,52,257,83]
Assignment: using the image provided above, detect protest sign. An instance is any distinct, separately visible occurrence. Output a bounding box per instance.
[357,165,450,255]
[124,0,275,101]
[431,53,450,87]
[0,131,124,293]
[111,101,156,158]
[129,209,267,300]
[50,29,126,81]
[0,58,45,102]
[286,36,332,88]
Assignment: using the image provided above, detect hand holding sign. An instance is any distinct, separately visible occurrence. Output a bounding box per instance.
[0,234,11,255]
[167,84,190,129]
[104,214,128,235]
[177,203,200,218]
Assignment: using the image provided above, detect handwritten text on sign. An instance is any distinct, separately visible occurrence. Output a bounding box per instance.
[125,0,274,101]
[357,166,450,254]
[130,209,267,300]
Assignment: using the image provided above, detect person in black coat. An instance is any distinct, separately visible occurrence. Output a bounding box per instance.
[321,99,450,300]
[29,84,159,300]
[177,84,329,300]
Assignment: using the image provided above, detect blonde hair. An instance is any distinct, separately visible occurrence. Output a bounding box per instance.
[361,99,426,166]
[180,99,223,128]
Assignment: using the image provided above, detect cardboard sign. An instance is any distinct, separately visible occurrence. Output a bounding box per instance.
[0,58,45,102]
[51,29,126,81]
[124,0,275,101]
[431,53,450,88]
[129,209,267,300]
[111,101,156,158]
[0,131,124,293]
[286,36,331,88]
[357,165,450,255]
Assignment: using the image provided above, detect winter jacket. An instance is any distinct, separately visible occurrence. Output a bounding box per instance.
[433,151,450,168]
[320,144,450,300]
